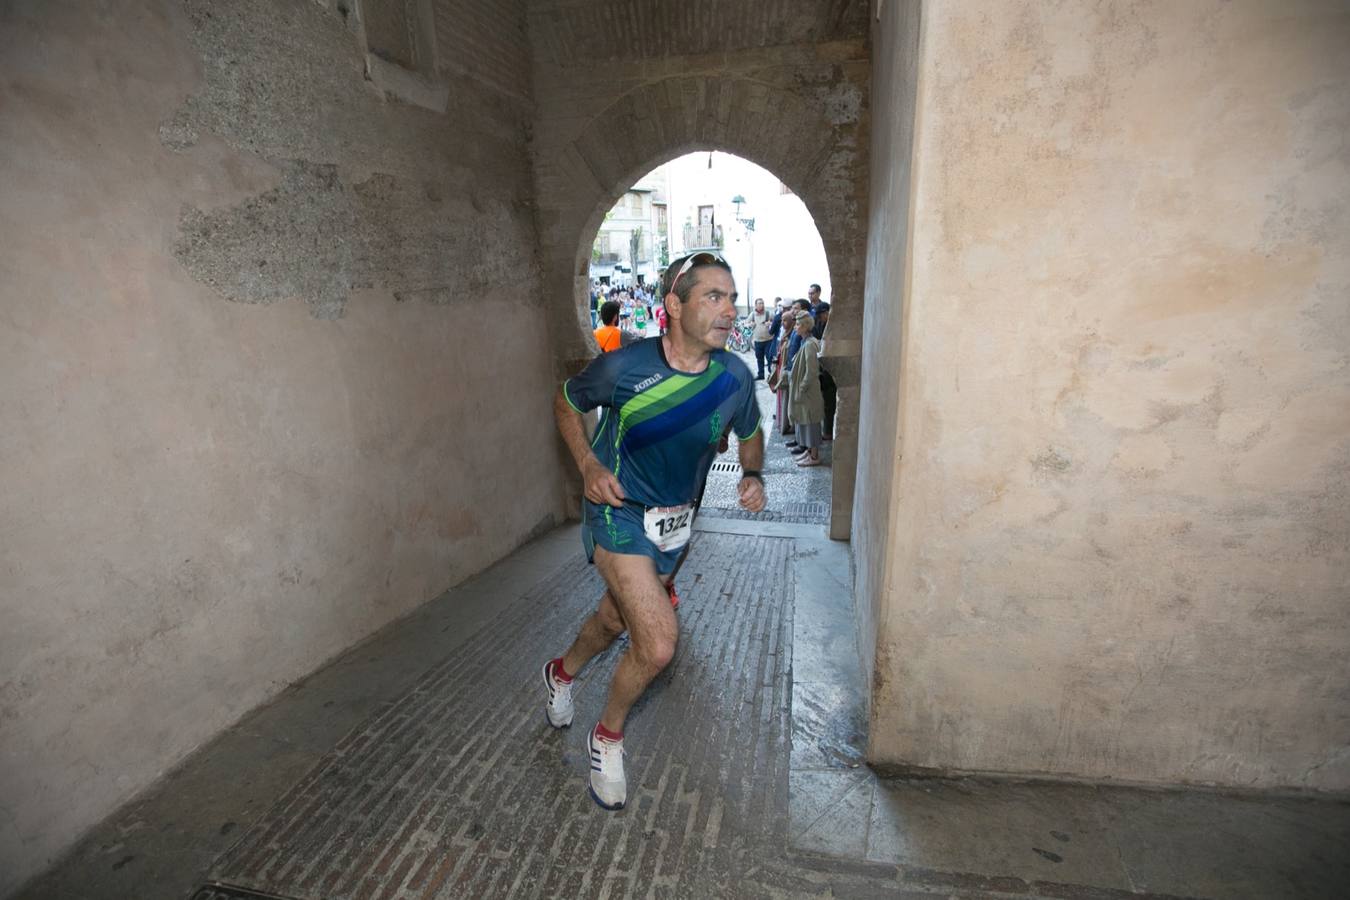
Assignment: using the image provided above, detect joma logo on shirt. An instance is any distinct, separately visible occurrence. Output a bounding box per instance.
[634,373,663,393]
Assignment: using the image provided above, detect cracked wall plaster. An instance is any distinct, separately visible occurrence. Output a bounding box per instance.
[174,161,536,319]
[164,0,538,318]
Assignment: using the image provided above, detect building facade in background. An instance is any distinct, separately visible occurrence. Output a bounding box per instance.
[591,152,831,314]
[590,168,668,287]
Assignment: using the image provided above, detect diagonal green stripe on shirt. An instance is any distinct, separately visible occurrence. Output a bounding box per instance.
[618,361,725,432]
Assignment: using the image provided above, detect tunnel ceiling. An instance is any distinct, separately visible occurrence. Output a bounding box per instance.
[527,0,871,65]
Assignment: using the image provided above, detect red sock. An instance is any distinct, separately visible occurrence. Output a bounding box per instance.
[550,657,573,683]
[594,722,623,742]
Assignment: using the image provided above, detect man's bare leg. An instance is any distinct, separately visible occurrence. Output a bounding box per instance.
[559,562,677,695]
[548,548,677,809]
[560,588,626,679]
[591,547,678,734]
[545,556,675,734]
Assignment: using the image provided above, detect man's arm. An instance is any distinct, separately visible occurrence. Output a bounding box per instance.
[736,429,766,512]
[554,388,625,507]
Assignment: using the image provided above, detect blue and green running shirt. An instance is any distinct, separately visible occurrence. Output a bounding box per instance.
[563,337,762,507]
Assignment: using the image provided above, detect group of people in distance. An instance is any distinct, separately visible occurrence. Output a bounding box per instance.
[597,282,837,467]
[588,282,667,336]
[751,287,835,467]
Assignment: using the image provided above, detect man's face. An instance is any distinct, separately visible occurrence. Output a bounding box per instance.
[808,286,821,304]
[670,267,738,352]
[754,299,764,312]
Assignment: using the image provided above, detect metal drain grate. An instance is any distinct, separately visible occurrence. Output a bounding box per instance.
[188,884,300,900]
[698,501,831,525]
[783,500,830,518]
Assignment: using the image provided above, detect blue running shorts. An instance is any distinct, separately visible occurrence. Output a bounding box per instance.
[581,499,693,576]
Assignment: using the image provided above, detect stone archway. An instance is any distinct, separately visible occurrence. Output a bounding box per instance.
[533,67,869,539]
[570,143,832,341]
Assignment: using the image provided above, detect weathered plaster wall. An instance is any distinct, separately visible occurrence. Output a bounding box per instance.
[525,0,871,535]
[0,1,560,892]
[865,0,1350,790]
[852,0,921,716]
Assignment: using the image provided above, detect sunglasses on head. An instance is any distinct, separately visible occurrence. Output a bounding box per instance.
[666,251,727,295]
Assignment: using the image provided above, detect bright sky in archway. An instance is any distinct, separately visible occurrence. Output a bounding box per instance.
[652,151,832,305]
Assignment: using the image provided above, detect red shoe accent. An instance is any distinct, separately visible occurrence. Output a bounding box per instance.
[667,583,680,609]
[594,722,624,742]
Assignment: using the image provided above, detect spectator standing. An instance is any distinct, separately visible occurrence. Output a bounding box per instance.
[811,299,836,440]
[784,298,811,371]
[594,300,637,353]
[749,298,773,380]
[768,309,794,437]
[787,314,825,466]
[766,297,787,368]
[779,299,812,441]
[810,297,828,338]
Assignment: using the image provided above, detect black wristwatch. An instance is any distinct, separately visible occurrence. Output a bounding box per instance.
[741,469,763,484]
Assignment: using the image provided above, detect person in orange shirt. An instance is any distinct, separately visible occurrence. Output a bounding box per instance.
[594,300,636,353]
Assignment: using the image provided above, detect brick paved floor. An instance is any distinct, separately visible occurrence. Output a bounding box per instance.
[17,519,1350,900]
[206,536,806,899]
[699,364,832,526]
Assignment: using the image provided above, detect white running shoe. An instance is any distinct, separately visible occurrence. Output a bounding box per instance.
[542,660,574,728]
[588,727,627,810]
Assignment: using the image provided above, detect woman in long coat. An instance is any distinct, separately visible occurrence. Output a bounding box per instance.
[768,317,793,435]
[787,314,826,466]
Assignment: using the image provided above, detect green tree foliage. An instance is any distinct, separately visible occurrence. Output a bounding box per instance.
[629,226,643,275]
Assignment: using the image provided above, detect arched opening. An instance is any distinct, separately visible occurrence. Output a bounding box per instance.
[535,71,867,541]
[574,150,836,529]
[578,151,831,313]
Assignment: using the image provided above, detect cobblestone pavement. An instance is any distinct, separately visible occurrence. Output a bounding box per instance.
[23,518,1344,900]
[191,528,1212,900]
[700,355,831,526]
[201,534,908,899]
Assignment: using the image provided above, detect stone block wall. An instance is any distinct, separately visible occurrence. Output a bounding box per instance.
[0,0,560,892]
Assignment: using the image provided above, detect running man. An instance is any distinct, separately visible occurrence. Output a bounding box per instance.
[544,251,766,810]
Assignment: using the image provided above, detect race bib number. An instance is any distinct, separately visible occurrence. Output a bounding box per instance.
[643,503,695,552]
